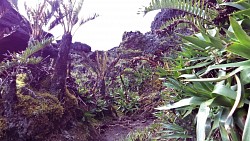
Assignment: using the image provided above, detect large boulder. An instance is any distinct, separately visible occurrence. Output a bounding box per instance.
[0,0,31,61]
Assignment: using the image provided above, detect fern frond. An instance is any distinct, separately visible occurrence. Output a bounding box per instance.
[71,0,84,26]
[0,38,52,74]
[143,0,218,21]
[20,38,52,61]
[159,14,202,31]
[79,13,99,26]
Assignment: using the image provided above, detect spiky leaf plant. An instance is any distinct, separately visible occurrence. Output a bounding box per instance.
[147,0,250,140]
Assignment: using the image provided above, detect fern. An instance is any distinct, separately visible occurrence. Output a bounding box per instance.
[159,14,201,33]
[47,0,99,34]
[144,0,218,21]
[0,38,52,74]
[143,0,219,33]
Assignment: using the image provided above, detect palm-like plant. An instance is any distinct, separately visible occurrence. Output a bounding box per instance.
[47,0,98,100]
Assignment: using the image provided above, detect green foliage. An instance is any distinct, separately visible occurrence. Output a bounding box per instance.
[0,38,52,74]
[24,1,55,40]
[144,0,218,20]
[112,88,140,114]
[46,0,99,34]
[147,0,250,140]
[142,0,219,32]
[122,126,157,141]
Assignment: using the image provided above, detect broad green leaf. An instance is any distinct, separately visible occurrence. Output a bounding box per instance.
[220,125,230,141]
[226,42,250,59]
[233,8,250,17]
[242,102,250,141]
[176,61,213,71]
[224,76,242,140]
[179,34,212,49]
[226,123,240,141]
[195,32,209,41]
[200,60,250,77]
[221,1,250,10]
[208,34,224,49]
[229,17,250,46]
[234,108,247,131]
[183,42,206,51]
[186,66,247,82]
[155,97,205,110]
[212,84,236,100]
[211,96,233,107]
[206,109,222,140]
[220,108,231,141]
[197,99,213,141]
[206,60,250,71]
[240,68,250,85]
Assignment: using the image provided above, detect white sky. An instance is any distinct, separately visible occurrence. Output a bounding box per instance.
[18,0,159,51]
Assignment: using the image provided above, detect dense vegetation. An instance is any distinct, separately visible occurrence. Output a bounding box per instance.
[0,0,250,140]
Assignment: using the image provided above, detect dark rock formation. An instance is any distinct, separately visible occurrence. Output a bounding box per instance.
[119,31,180,55]
[0,0,31,61]
[150,9,184,31]
[118,8,194,57]
[71,42,91,53]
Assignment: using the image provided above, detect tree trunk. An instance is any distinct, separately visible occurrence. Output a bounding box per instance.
[50,33,72,100]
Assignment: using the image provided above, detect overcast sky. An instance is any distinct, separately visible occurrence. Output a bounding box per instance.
[18,0,159,51]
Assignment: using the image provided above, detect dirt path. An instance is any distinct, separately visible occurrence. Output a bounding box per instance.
[99,116,155,141]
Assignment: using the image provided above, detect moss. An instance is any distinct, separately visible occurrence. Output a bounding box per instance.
[64,88,78,108]
[40,76,52,90]
[0,118,7,139]
[16,92,64,119]
[16,73,28,88]
[0,91,65,140]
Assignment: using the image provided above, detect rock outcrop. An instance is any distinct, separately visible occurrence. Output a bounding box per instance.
[72,42,91,53]
[119,31,179,56]
[118,8,194,57]
[150,9,185,31]
[0,0,31,61]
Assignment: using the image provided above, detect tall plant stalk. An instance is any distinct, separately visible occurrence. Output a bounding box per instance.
[48,0,98,99]
[50,33,72,100]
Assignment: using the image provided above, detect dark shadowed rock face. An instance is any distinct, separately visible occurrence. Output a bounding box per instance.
[150,9,185,31]
[71,42,91,53]
[0,0,31,61]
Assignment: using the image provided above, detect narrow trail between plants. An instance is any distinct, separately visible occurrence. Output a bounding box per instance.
[99,116,155,141]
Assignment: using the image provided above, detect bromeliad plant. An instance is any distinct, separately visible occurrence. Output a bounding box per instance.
[153,0,250,140]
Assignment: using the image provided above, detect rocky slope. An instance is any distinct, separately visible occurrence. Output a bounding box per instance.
[0,4,192,140]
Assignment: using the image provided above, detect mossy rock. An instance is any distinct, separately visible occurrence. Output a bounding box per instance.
[59,89,81,129]
[64,88,78,108]
[16,92,64,119]
[1,91,64,141]
[0,118,7,139]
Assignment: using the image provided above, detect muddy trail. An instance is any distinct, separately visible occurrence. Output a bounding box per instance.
[99,116,155,141]
[98,93,162,141]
